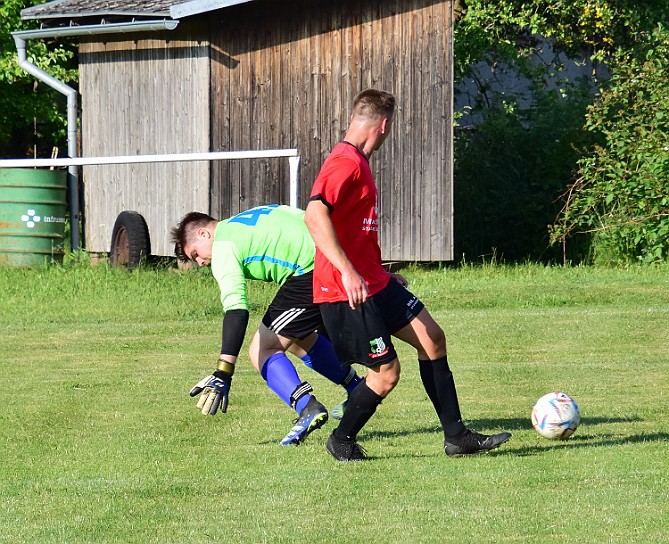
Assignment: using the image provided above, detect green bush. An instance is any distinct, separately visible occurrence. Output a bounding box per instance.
[551,25,669,264]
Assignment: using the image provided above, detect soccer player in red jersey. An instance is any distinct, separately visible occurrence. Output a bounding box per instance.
[305,89,511,460]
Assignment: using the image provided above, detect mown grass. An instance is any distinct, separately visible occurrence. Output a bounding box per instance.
[0,262,667,543]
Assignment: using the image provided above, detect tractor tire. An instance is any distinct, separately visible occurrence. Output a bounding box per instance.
[109,211,151,269]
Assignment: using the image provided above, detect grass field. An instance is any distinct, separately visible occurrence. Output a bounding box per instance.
[1,262,667,543]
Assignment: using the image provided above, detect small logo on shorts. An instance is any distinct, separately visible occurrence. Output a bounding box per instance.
[369,337,389,359]
[406,295,419,310]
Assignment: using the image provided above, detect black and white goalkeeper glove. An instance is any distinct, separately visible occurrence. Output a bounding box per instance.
[189,360,234,415]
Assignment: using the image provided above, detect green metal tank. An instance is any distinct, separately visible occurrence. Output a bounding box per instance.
[0,168,67,267]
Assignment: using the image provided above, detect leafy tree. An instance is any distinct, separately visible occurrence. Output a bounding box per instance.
[550,25,669,263]
[0,0,77,158]
[452,1,669,263]
[454,0,669,73]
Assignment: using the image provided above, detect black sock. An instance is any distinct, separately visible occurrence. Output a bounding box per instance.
[333,379,383,440]
[419,357,466,438]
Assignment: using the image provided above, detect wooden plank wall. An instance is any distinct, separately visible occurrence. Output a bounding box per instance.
[210,0,453,261]
[79,23,210,256]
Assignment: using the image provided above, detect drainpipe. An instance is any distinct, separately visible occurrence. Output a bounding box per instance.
[14,33,80,249]
[12,20,179,251]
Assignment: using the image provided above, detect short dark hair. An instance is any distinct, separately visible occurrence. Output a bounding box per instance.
[352,89,395,120]
[170,211,216,261]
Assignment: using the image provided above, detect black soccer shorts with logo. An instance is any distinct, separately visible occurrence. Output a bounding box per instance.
[319,277,425,367]
[261,270,324,340]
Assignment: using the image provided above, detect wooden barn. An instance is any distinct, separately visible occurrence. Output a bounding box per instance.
[21,0,455,261]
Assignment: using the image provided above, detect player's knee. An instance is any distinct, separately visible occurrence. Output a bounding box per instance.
[248,336,260,371]
[420,325,447,359]
[385,369,400,392]
[429,323,446,348]
[369,361,400,396]
[248,349,262,372]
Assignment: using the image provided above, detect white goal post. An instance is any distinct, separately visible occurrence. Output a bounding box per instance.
[0,149,302,207]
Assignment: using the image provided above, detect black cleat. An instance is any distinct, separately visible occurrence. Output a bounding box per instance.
[326,432,367,462]
[280,397,328,446]
[444,429,512,456]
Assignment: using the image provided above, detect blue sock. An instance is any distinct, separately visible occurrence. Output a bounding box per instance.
[300,335,362,394]
[261,353,311,414]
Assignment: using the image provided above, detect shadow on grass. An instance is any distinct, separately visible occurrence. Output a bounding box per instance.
[506,431,669,457]
[362,415,645,441]
[356,430,669,460]
[258,416,659,458]
[470,415,644,431]
[258,430,668,461]
[358,416,665,458]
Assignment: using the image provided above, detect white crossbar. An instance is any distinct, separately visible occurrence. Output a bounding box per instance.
[0,149,302,207]
[0,149,298,168]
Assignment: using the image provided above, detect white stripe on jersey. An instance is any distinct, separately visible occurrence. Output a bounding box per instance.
[270,307,306,334]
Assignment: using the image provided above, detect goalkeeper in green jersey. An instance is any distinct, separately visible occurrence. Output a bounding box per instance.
[171,204,362,446]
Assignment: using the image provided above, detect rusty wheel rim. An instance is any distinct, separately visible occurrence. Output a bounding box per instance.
[112,226,129,265]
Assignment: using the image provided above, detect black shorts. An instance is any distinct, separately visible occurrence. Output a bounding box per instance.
[261,271,323,341]
[319,277,425,367]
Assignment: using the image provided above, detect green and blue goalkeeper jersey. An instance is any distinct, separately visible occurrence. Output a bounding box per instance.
[211,204,315,312]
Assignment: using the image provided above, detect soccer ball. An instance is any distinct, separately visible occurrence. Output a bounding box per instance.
[531,391,580,440]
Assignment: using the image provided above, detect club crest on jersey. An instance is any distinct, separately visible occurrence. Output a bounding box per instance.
[369,337,389,358]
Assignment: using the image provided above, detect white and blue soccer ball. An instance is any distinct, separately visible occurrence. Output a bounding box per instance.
[531,391,581,440]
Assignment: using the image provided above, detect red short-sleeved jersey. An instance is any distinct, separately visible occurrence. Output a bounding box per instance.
[310,141,390,303]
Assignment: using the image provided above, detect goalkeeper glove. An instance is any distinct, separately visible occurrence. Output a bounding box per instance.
[189,360,234,415]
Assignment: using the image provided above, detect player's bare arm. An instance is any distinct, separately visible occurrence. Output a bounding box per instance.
[304,199,369,309]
